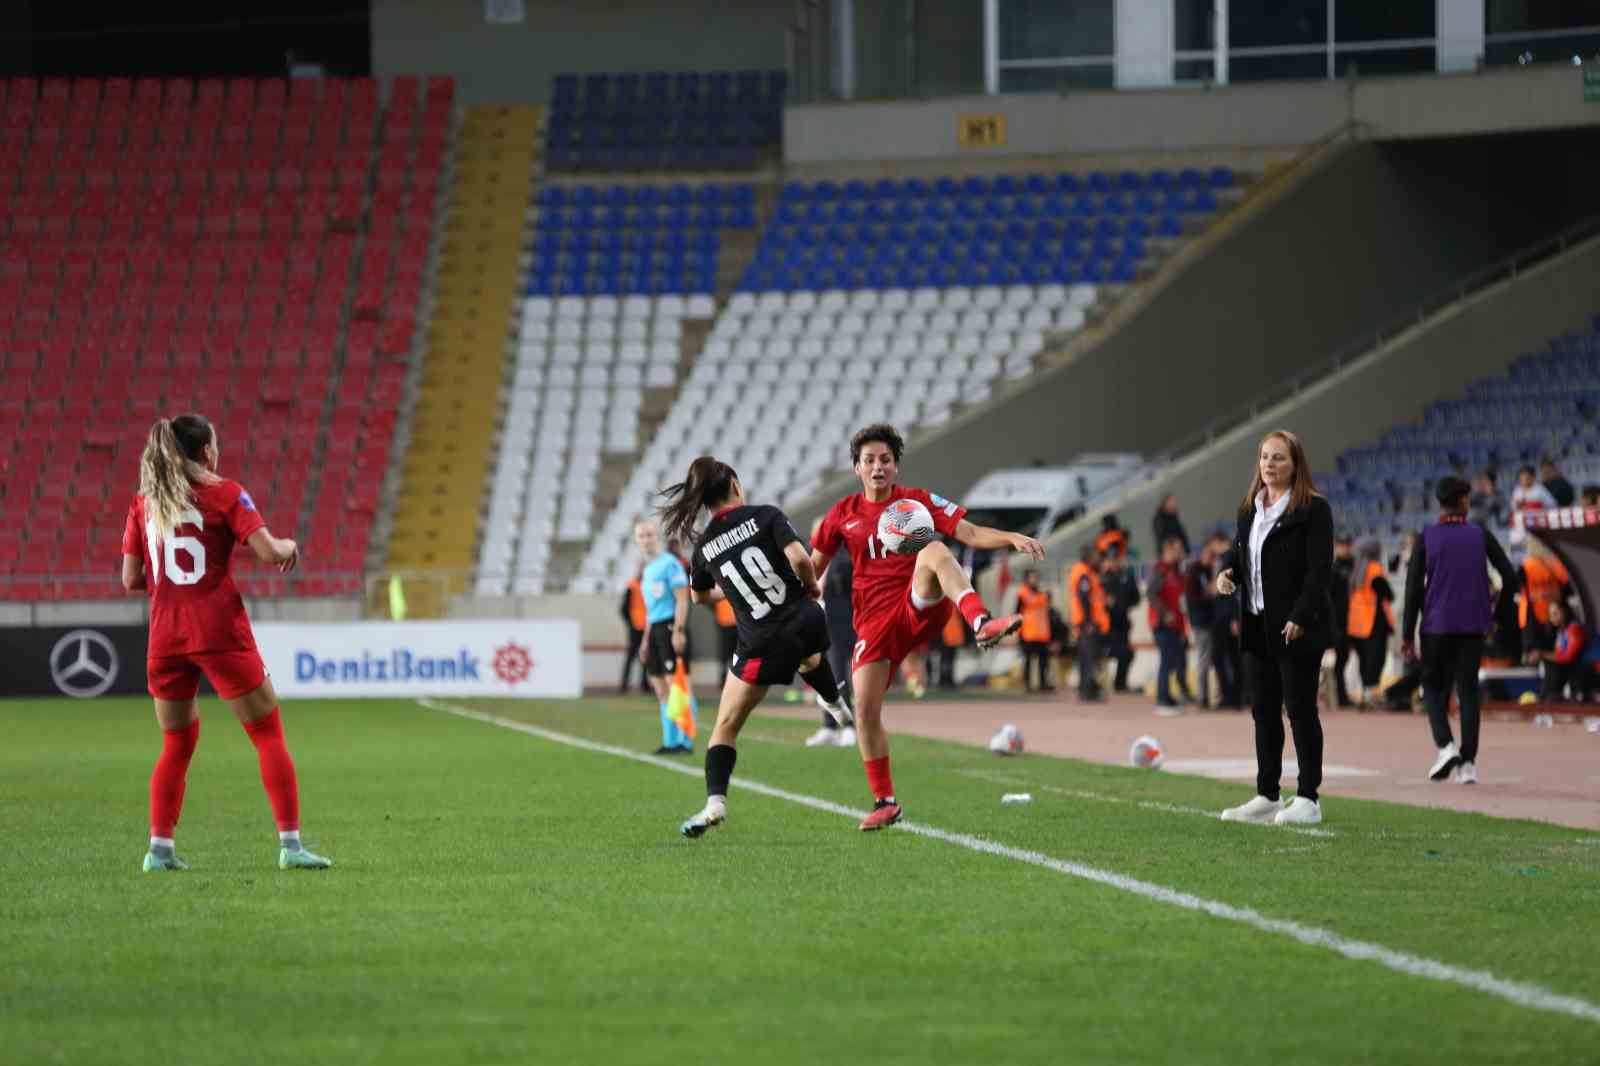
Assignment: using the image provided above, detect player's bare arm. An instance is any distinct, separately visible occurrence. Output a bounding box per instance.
[690,585,727,606]
[671,586,690,653]
[247,527,300,572]
[784,541,823,600]
[954,518,1046,561]
[121,554,147,592]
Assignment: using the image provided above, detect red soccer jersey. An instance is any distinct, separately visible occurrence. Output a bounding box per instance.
[814,485,966,629]
[121,478,267,657]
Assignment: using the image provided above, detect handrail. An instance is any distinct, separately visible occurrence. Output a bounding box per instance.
[1154,212,1600,466]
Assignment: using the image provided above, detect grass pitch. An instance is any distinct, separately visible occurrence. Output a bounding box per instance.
[2,694,1597,1066]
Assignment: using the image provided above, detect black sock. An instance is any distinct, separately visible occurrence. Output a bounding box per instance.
[801,660,841,706]
[705,744,737,799]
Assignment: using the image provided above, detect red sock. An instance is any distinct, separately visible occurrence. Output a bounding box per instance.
[956,589,990,629]
[150,719,200,838]
[864,755,895,802]
[243,709,300,832]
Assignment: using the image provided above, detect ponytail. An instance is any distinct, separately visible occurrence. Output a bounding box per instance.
[138,414,218,543]
[657,456,738,548]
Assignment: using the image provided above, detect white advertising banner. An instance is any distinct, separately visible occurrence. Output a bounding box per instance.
[254,621,581,699]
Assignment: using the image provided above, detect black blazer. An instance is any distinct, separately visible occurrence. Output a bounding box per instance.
[1224,495,1335,660]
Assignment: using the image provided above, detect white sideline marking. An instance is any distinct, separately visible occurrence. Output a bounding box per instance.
[418,698,1600,1026]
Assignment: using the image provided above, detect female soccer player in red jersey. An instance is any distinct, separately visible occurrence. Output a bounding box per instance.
[811,424,1046,830]
[120,414,331,872]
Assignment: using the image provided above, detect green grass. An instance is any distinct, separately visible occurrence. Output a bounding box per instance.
[2,695,1598,1066]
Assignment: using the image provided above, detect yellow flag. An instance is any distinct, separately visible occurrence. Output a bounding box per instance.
[667,659,697,739]
[388,575,408,622]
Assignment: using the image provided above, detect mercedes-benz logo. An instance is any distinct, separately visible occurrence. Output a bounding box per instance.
[49,629,120,699]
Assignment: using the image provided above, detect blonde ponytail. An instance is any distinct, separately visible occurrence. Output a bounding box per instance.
[138,416,218,542]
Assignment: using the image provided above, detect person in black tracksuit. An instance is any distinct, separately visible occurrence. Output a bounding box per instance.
[1217,431,1334,826]
[1329,533,1356,708]
[1100,553,1139,692]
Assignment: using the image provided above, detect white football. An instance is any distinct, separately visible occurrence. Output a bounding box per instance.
[989,723,1024,756]
[878,498,936,553]
[1129,735,1164,770]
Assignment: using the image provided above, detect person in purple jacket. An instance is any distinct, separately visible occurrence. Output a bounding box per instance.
[1402,476,1520,786]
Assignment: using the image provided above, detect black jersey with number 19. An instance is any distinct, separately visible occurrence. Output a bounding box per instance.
[690,504,829,685]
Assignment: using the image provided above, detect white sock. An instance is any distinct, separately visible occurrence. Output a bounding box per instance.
[706,795,726,818]
[149,835,175,856]
[280,830,302,850]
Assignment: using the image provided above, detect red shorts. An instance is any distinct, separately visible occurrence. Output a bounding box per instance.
[147,650,268,701]
[853,591,954,671]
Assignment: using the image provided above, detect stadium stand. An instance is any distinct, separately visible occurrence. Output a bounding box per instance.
[1321,314,1600,549]
[559,165,1239,594]
[529,180,757,296]
[385,104,539,617]
[0,74,445,602]
[476,291,717,597]
[544,70,785,173]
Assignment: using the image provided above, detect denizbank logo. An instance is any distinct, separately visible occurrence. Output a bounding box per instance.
[295,647,481,683]
[255,621,582,699]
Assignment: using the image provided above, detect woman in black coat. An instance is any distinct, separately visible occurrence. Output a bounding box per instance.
[1216,430,1334,826]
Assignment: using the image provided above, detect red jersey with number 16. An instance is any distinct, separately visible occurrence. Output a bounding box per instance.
[813,485,966,629]
[121,478,267,657]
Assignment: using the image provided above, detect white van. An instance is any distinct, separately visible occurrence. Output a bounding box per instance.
[961,455,1145,540]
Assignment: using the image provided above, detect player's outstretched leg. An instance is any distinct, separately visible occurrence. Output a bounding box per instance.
[231,680,331,870]
[682,674,766,838]
[145,700,200,872]
[912,542,1021,649]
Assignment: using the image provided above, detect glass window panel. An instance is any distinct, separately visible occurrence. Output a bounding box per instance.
[1337,0,1434,42]
[1229,53,1326,82]
[1334,45,1437,77]
[999,64,1115,93]
[1230,0,1326,48]
[1488,0,1598,33]
[999,0,1114,62]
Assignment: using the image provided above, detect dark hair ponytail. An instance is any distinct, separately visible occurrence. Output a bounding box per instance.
[658,456,738,548]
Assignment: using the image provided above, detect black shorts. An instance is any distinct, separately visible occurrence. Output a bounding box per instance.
[728,600,830,687]
[644,621,678,678]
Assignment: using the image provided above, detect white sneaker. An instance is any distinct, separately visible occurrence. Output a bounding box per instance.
[1429,742,1461,781]
[818,692,855,727]
[836,726,857,747]
[1457,761,1477,785]
[1274,797,1322,825]
[805,727,839,748]
[1220,795,1282,823]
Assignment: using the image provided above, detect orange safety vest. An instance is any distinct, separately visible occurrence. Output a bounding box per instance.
[714,597,736,627]
[942,607,967,648]
[1095,527,1128,559]
[1346,560,1394,639]
[1067,561,1111,634]
[626,579,647,630]
[1518,556,1570,627]
[1017,585,1052,642]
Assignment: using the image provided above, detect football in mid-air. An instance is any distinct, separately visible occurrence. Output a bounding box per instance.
[1129,735,1164,769]
[878,498,936,553]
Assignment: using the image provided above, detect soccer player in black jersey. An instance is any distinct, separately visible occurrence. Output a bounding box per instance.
[658,456,855,838]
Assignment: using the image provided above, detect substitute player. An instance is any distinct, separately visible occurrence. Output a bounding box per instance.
[812,424,1046,830]
[658,457,854,838]
[634,517,693,754]
[120,414,331,872]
